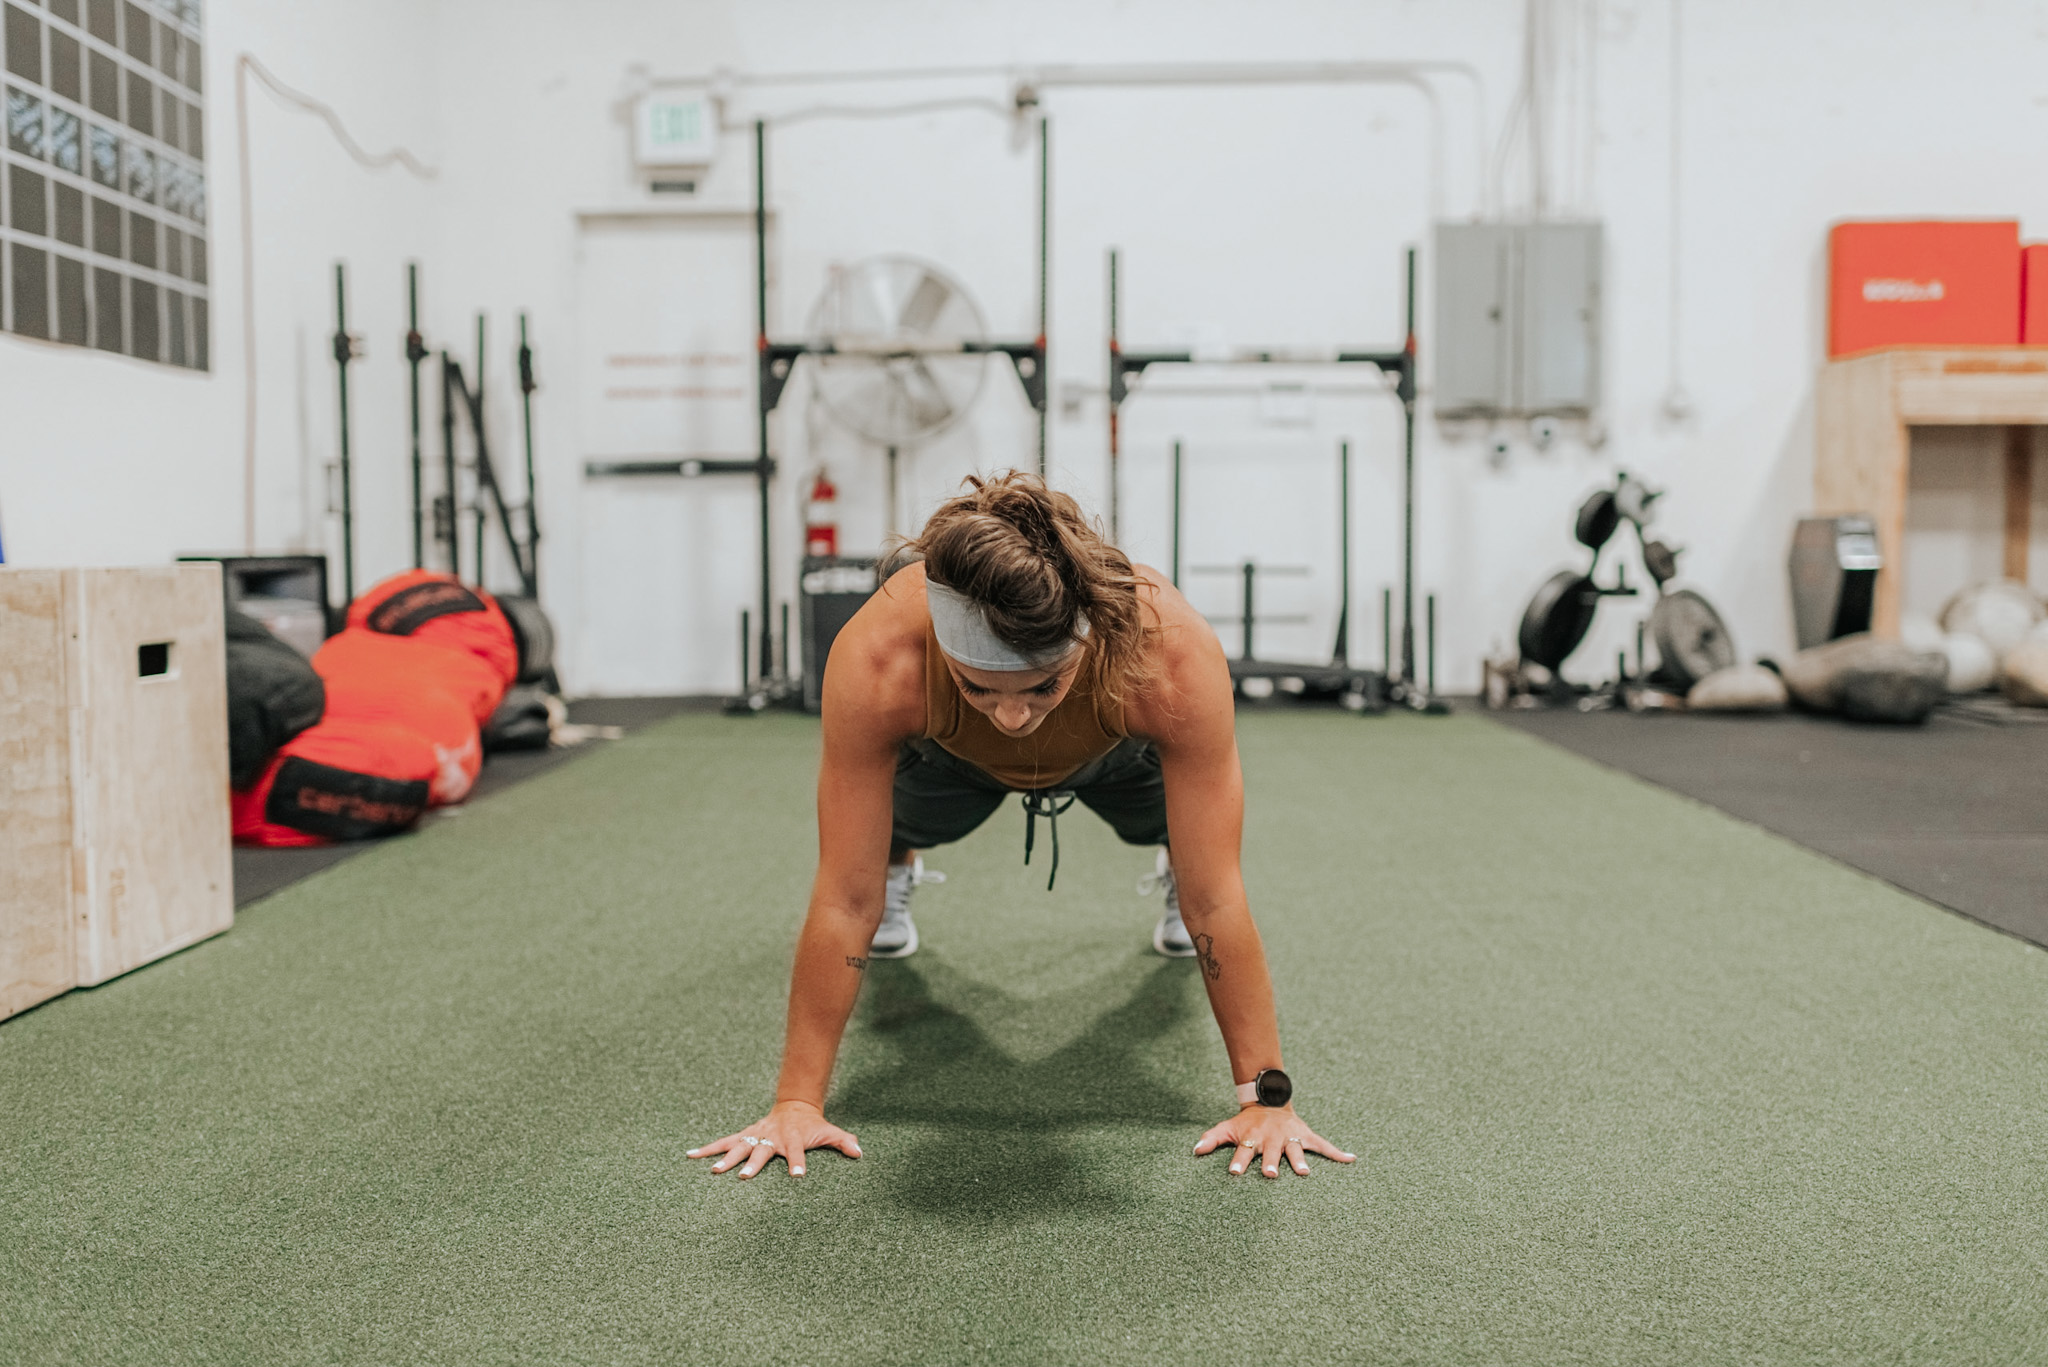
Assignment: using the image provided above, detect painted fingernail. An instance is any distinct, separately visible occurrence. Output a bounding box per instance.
[792,1166,805,1177]
[1230,1163,1244,1174]
[1264,1165,1277,1176]
[1343,1152,1356,1160]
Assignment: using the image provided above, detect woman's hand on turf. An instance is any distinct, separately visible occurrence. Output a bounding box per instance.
[1194,1106,1355,1178]
[688,1100,861,1180]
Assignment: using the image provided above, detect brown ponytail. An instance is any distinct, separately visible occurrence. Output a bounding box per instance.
[906,471,1152,708]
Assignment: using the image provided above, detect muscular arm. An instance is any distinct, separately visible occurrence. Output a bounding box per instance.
[687,574,925,1177]
[774,672,905,1107]
[1129,576,1280,1084]
[1131,574,1353,1177]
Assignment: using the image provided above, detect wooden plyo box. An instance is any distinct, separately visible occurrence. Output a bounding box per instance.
[1816,348,2048,639]
[1,566,233,1021]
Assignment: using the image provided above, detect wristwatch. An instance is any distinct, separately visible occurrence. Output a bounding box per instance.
[1234,1068,1292,1108]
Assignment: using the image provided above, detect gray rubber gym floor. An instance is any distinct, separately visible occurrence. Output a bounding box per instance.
[1489,702,2048,948]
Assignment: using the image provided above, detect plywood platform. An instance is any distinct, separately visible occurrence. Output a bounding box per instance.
[1817,347,2048,635]
[0,566,233,1020]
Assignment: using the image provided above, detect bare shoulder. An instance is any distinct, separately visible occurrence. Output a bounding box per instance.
[820,562,929,746]
[1124,564,1234,746]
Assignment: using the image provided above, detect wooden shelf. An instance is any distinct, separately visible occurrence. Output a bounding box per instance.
[1816,347,2048,636]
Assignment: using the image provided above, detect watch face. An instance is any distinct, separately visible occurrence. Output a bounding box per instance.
[1255,1069,1292,1108]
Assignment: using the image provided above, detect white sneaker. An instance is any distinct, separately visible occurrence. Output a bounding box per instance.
[1139,849,1194,957]
[871,855,944,959]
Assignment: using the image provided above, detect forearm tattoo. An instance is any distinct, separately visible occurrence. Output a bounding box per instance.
[845,955,868,972]
[1192,933,1222,981]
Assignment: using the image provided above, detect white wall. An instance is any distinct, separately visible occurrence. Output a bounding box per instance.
[0,0,443,591]
[12,0,2048,693]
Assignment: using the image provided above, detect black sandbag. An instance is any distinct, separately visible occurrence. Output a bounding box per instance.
[1782,634,1947,722]
[1839,654,1947,724]
[483,681,555,752]
[495,595,556,684]
[225,607,326,788]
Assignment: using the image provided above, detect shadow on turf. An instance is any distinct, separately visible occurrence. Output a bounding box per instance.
[829,954,1213,1220]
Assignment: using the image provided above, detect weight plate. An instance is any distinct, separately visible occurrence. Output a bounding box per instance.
[1519,570,1600,670]
[1641,539,1680,587]
[1651,589,1736,688]
[1575,490,1621,551]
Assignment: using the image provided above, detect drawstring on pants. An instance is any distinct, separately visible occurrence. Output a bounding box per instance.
[1021,789,1077,890]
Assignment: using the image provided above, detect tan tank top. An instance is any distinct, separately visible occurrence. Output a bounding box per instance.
[922,621,1125,790]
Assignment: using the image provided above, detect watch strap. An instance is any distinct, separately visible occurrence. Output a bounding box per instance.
[1234,1080,1258,1107]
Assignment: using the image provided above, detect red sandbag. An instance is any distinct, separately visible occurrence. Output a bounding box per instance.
[227,573,516,840]
[346,570,517,686]
[232,718,437,847]
[314,628,507,729]
[319,665,483,804]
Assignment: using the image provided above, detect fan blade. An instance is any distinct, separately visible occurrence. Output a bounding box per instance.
[899,271,953,334]
[891,360,955,429]
[864,268,902,341]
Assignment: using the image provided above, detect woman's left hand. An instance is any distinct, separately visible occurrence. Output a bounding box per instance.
[1194,1106,1355,1178]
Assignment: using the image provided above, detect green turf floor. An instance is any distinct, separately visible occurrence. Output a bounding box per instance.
[5,712,2048,1366]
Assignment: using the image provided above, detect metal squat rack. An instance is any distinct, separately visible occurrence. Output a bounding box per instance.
[1106,246,1444,713]
[329,261,543,605]
[729,115,1053,711]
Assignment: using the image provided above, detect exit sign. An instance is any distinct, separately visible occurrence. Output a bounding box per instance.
[635,92,718,170]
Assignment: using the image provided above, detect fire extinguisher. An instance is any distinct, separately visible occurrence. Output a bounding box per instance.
[804,469,839,558]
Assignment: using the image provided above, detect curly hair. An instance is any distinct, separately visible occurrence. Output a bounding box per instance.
[905,471,1152,709]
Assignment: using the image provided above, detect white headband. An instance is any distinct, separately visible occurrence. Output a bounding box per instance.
[926,580,1088,672]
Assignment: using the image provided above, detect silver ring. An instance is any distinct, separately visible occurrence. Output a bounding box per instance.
[1288,1137,1303,1144]
[744,1136,761,1146]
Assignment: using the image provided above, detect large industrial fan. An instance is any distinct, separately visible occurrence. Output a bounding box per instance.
[807,256,991,450]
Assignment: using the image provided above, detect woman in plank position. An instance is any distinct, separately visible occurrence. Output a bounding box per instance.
[690,472,1351,1181]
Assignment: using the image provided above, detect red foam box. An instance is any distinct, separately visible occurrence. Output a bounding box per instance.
[2024,244,2048,344]
[1828,220,2020,357]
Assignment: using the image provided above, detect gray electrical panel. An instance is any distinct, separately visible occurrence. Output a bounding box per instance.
[1434,220,1602,416]
[1434,224,1514,414]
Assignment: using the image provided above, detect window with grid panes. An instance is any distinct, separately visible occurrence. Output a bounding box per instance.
[2,0,205,367]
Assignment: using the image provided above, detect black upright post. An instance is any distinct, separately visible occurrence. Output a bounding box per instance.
[439,352,460,581]
[1036,115,1050,480]
[1333,439,1350,666]
[1170,439,1183,588]
[753,119,775,686]
[1240,562,1256,663]
[1399,245,1419,688]
[739,609,751,694]
[406,263,426,569]
[1106,248,1121,543]
[518,312,540,592]
[1382,586,1393,677]
[1427,593,1438,696]
[331,263,356,604]
[472,314,487,584]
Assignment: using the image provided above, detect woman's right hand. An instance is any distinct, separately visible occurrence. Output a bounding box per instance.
[687,1100,862,1180]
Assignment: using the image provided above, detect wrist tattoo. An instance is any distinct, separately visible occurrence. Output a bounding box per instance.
[1192,932,1221,981]
[845,955,869,971]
